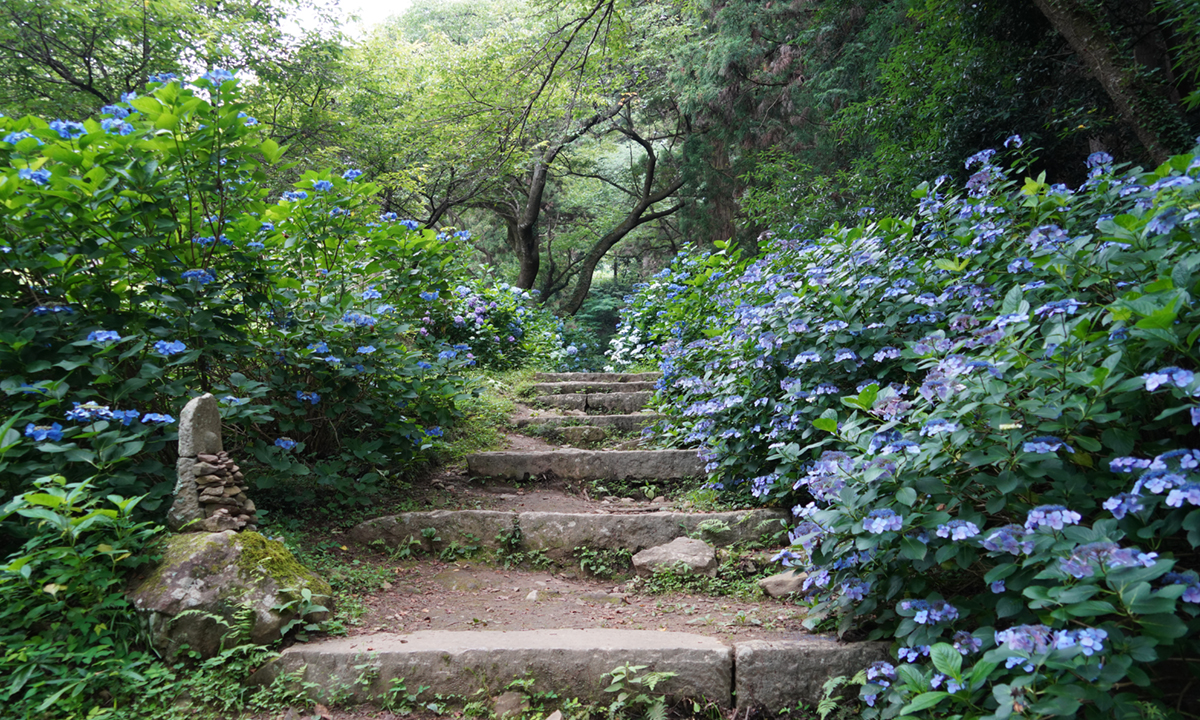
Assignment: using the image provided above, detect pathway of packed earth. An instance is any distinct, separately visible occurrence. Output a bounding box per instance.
[256,372,889,714]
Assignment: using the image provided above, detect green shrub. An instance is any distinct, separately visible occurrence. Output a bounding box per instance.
[619,140,1200,717]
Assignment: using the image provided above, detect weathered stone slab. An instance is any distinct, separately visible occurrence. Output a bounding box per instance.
[249,629,732,706]
[633,537,717,577]
[516,509,787,560]
[534,372,661,383]
[558,426,606,444]
[530,382,658,395]
[584,392,652,413]
[177,393,222,457]
[514,414,662,431]
[348,509,789,560]
[733,638,891,712]
[466,449,702,481]
[126,531,331,659]
[346,509,516,549]
[532,394,587,410]
[167,456,201,532]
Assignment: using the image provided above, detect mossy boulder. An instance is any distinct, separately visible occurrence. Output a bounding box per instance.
[127,530,332,659]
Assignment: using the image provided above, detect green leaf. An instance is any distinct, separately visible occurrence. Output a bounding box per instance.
[900,536,927,560]
[929,643,962,678]
[900,691,949,714]
[260,138,283,163]
[895,487,917,506]
[1138,613,1188,641]
[813,417,838,433]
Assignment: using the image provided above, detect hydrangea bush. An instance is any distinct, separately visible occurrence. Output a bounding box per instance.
[0,72,512,511]
[619,141,1200,716]
[414,279,559,370]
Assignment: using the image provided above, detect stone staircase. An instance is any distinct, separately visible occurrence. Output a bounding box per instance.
[252,371,888,714]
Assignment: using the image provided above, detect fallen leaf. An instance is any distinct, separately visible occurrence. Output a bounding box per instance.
[313,703,333,720]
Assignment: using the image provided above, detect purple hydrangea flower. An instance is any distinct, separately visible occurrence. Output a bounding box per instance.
[920,419,959,437]
[982,524,1035,554]
[1103,492,1143,519]
[1025,505,1082,531]
[990,580,1006,593]
[936,519,981,541]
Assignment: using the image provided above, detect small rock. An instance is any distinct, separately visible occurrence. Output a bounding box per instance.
[758,570,809,597]
[381,581,393,591]
[197,453,219,463]
[652,496,667,504]
[492,691,528,719]
[632,537,718,577]
[620,497,635,504]
[546,712,563,720]
[525,590,539,602]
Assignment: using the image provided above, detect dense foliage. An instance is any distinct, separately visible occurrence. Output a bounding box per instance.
[0,73,558,519]
[613,140,1200,717]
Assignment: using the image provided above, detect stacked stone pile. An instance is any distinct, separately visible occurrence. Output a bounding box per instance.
[168,393,258,533]
[194,451,257,530]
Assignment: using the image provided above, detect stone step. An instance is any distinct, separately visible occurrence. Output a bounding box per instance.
[348,508,789,561]
[529,381,658,395]
[534,372,661,383]
[531,392,651,414]
[514,413,662,432]
[467,448,700,482]
[248,630,889,712]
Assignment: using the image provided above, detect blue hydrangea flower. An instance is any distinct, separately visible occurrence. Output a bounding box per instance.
[863,508,903,534]
[380,212,398,222]
[356,345,376,355]
[1023,435,1074,454]
[1034,299,1083,317]
[920,419,959,436]
[1102,492,1142,519]
[247,241,265,250]
[342,312,376,326]
[400,219,419,231]
[996,624,1054,653]
[417,361,432,370]
[362,286,382,300]
[87,330,121,343]
[220,396,249,406]
[200,68,235,84]
[65,401,114,422]
[1025,504,1082,531]
[990,580,1006,593]
[936,519,980,541]
[1161,571,1200,603]
[342,169,363,181]
[425,426,443,437]
[24,422,64,441]
[873,346,900,362]
[141,413,175,424]
[181,268,216,285]
[312,179,333,192]
[281,190,308,202]
[321,356,341,365]
[295,391,320,404]
[1143,366,1194,391]
[259,222,275,232]
[275,437,296,450]
[1166,483,1200,507]
[1086,151,1113,168]
[100,118,133,135]
[419,290,439,302]
[111,409,140,426]
[4,130,40,145]
[18,168,51,185]
[307,342,329,353]
[153,340,187,356]
[900,598,959,624]
[897,646,930,663]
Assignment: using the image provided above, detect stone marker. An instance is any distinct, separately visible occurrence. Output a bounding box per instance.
[168,393,258,533]
[632,537,718,577]
[758,570,809,597]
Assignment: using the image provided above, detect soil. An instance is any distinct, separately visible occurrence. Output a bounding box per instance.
[340,560,808,641]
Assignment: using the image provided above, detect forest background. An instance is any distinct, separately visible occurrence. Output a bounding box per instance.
[5,0,1198,355]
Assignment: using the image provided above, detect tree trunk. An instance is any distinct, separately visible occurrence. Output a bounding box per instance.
[1030,0,1185,164]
